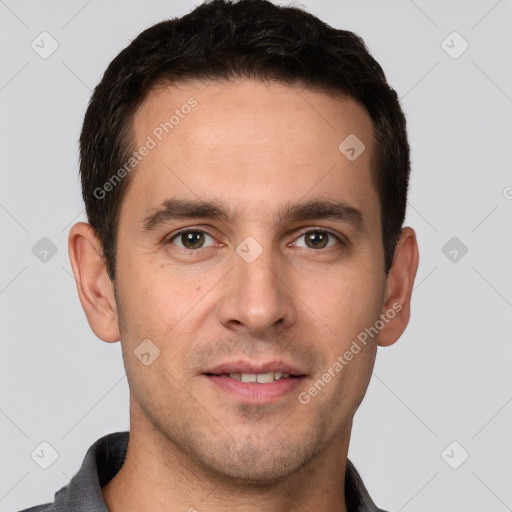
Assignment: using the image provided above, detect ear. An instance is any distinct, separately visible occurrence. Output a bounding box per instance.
[378,227,419,347]
[68,222,120,343]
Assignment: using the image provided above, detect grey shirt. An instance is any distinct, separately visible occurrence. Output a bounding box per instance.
[18,431,389,512]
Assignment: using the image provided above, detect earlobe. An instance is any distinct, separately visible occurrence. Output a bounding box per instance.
[68,222,120,343]
[378,227,419,347]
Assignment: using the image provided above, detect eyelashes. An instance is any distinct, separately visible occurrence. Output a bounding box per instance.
[166,228,347,251]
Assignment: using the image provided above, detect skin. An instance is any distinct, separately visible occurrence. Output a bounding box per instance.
[69,79,419,512]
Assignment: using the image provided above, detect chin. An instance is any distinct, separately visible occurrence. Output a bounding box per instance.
[192,434,323,487]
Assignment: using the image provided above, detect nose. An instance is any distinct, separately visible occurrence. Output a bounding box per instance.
[217,241,297,336]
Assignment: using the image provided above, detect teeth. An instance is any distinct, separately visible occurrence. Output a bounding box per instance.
[256,372,274,383]
[228,372,292,383]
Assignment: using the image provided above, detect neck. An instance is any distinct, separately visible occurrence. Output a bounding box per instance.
[102,411,350,512]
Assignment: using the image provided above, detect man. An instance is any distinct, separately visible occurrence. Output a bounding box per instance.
[20,0,418,510]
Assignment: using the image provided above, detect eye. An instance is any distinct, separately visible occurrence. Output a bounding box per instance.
[291,229,344,250]
[166,228,344,251]
[168,230,216,250]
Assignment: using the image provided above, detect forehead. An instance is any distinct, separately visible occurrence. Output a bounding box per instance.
[123,79,378,229]
[134,79,374,156]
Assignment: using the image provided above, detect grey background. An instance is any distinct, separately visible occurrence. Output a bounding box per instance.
[1,0,511,510]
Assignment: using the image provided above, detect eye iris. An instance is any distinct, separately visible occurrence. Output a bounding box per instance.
[177,231,332,249]
[305,231,328,249]
[182,231,205,249]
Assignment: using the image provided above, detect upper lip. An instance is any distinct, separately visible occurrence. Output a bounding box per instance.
[204,360,307,377]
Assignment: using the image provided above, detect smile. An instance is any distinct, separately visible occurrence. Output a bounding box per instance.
[227,371,291,383]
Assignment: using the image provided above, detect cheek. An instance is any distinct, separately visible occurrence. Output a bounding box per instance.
[116,258,192,333]
[115,263,211,384]
[305,265,384,342]
[333,344,377,413]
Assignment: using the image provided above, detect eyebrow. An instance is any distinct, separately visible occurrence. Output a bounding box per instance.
[141,197,366,234]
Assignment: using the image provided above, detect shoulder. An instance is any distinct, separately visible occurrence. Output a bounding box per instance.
[14,505,53,512]
[345,458,391,512]
[13,431,129,512]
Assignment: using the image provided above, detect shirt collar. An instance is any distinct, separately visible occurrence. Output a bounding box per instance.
[48,431,386,512]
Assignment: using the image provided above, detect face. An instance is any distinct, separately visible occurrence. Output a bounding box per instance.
[111,79,388,482]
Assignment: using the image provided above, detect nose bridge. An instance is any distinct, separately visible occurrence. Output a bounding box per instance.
[218,234,297,334]
[237,236,279,292]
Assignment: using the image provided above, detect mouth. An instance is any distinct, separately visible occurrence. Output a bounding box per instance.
[203,362,308,403]
[210,371,297,383]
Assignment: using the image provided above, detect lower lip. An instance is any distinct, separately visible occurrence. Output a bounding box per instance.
[205,375,306,404]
